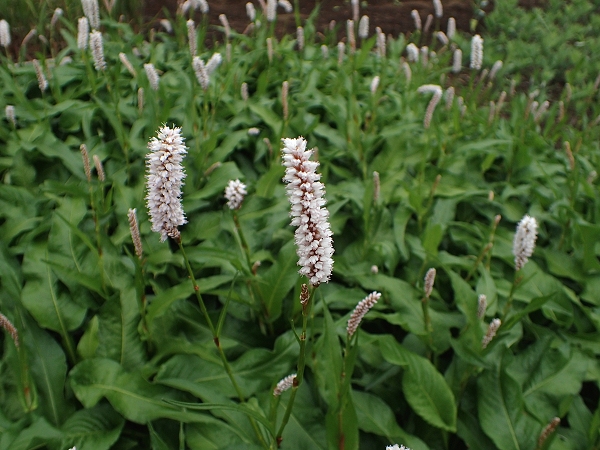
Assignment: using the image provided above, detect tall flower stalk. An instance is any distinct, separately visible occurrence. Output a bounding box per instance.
[274,284,312,446]
[145,126,266,447]
[276,137,334,446]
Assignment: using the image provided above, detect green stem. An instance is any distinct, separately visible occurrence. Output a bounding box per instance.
[502,273,522,318]
[88,181,107,297]
[422,295,433,352]
[177,239,268,449]
[232,212,272,333]
[275,287,313,446]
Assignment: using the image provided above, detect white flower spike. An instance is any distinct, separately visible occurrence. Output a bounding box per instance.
[146,126,187,242]
[513,215,538,270]
[225,179,247,210]
[281,137,334,286]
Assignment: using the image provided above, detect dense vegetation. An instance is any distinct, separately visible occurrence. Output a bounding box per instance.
[0,0,599,449]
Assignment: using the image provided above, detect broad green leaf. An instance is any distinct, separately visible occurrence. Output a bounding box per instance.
[353,274,424,335]
[574,221,600,272]
[164,399,275,439]
[146,275,233,323]
[249,103,283,134]
[255,164,285,198]
[257,240,297,321]
[147,423,171,450]
[25,316,73,426]
[155,340,296,399]
[185,162,244,201]
[457,409,497,450]
[379,335,457,432]
[478,355,540,450]
[21,242,87,333]
[325,394,358,450]
[448,270,478,328]
[352,391,429,450]
[393,205,413,261]
[209,130,248,162]
[506,338,588,422]
[402,352,457,432]
[70,358,215,424]
[313,123,347,151]
[422,223,443,257]
[2,417,62,450]
[276,382,327,450]
[475,269,498,316]
[96,286,146,370]
[312,306,343,408]
[59,404,124,450]
[186,422,262,450]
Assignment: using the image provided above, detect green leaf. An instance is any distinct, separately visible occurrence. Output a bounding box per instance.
[249,103,283,133]
[478,355,540,450]
[70,358,214,424]
[146,275,233,323]
[186,422,262,450]
[354,274,424,335]
[164,400,275,438]
[393,205,412,261]
[457,409,497,450]
[21,243,87,334]
[186,162,244,202]
[313,123,347,152]
[503,294,554,330]
[209,130,249,162]
[257,240,298,321]
[155,339,297,399]
[402,352,457,432]
[312,306,343,408]
[59,404,124,450]
[25,316,73,426]
[506,338,588,422]
[448,270,478,328]
[275,382,327,450]
[2,417,62,450]
[574,221,600,271]
[255,164,285,198]
[352,391,429,450]
[422,223,443,258]
[96,286,146,371]
[379,335,457,432]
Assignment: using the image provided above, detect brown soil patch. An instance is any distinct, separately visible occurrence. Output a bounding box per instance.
[144,0,493,42]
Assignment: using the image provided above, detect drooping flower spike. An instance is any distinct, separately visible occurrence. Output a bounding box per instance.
[273,373,296,396]
[347,292,381,338]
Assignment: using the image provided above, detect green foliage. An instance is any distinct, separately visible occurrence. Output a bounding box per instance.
[1,0,600,449]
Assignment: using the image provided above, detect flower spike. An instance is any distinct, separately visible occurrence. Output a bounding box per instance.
[145,126,187,242]
[281,137,334,286]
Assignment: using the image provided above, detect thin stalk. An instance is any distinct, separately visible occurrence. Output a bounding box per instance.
[502,273,523,318]
[275,287,314,446]
[232,212,272,334]
[466,242,493,282]
[421,294,433,351]
[87,180,107,297]
[177,239,268,449]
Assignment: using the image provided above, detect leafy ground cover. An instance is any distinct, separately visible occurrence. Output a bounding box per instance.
[0,0,600,449]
